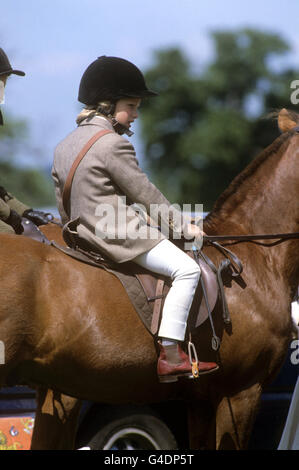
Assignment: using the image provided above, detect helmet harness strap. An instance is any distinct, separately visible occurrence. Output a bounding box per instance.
[96,102,134,137]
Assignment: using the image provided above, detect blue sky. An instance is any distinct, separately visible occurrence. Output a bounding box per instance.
[1,0,299,170]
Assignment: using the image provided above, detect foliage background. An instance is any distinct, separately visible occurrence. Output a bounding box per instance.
[1,0,298,211]
[140,29,299,210]
[0,116,54,207]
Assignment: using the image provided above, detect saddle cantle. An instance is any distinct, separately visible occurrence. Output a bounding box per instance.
[21,218,52,244]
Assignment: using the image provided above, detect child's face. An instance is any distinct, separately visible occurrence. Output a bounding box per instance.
[0,75,8,105]
[114,98,141,130]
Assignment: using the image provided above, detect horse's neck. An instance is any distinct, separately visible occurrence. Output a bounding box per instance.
[205,133,299,291]
[207,134,299,235]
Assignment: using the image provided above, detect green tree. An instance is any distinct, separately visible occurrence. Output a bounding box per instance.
[0,114,55,208]
[140,29,298,210]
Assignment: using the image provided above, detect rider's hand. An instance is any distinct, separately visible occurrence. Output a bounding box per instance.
[186,223,206,239]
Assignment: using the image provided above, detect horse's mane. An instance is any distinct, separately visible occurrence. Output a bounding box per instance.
[205,130,292,225]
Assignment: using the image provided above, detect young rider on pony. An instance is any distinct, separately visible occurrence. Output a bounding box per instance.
[52,56,218,383]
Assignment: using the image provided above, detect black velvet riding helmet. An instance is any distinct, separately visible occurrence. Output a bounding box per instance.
[78,55,157,105]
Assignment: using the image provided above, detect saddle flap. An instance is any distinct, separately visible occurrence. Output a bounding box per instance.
[135,254,219,333]
[195,258,218,327]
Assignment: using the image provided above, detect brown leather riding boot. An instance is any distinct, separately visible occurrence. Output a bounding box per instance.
[157,343,218,383]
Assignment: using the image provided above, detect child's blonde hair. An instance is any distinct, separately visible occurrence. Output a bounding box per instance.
[76,101,114,125]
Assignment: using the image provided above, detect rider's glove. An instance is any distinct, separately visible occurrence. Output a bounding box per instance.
[6,210,24,234]
[23,209,52,226]
[0,186,9,200]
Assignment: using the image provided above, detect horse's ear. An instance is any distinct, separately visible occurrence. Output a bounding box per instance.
[278,108,298,133]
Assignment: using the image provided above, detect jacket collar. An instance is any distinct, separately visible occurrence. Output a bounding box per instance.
[78,115,115,132]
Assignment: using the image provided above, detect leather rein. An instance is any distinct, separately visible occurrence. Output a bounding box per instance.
[200,230,299,284]
[203,231,299,247]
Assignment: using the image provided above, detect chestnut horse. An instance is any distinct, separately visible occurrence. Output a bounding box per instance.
[0,109,298,450]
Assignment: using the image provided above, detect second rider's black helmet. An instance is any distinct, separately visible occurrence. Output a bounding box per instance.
[0,48,25,77]
[78,55,157,105]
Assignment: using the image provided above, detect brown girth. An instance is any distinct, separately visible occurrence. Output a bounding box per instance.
[62,129,113,215]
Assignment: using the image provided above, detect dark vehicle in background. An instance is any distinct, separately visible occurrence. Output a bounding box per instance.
[0,343,297,450]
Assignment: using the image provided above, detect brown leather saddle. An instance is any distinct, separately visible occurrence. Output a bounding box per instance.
[21,218,239,351]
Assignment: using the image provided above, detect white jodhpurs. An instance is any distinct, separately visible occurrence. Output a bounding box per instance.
[132,239,201,341]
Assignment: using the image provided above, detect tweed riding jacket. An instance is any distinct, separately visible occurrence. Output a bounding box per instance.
[52,116,186,263]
